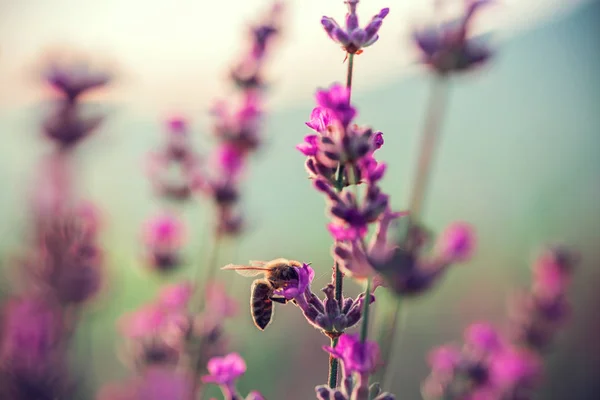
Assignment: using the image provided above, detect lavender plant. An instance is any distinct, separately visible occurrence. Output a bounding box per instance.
[0,58,111,399]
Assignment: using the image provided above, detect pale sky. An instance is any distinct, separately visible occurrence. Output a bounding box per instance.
[0,0,587,114]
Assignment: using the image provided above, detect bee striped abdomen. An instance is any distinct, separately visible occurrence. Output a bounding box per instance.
[251,280,274,330]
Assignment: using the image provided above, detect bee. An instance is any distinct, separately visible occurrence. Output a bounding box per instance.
[221,258,302,330]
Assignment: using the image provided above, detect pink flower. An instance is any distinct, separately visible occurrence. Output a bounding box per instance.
[427,345,462,374]
[436,222,476,262]
[489,347,541,389]
[272,263,315,300]
[143,213,185,251]
[202,353,247,386]
[205,282,239,318]
[323,333,381,374]
[166,116,187,134]
[119,304,167,338]
[158,282,193,309]
[464,322,503,354]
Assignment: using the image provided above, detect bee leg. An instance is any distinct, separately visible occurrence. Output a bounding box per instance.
[269,296,288,304]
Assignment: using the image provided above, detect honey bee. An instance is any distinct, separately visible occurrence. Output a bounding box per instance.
[221,258,302,330]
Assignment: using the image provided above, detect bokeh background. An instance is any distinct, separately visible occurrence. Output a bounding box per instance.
[1,0,599,399]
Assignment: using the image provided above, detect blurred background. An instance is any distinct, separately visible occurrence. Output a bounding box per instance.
[1,0,599,399]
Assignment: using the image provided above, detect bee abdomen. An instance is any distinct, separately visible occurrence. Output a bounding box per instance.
[251,280,273,331]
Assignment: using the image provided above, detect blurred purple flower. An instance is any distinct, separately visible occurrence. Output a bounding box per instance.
[412,0,493,75]
[427,345,462,375]
[0,297,62,371]
[436,222,476,262]
[44,60,111,100]
[465,322,504,354]
[157,282,193,310]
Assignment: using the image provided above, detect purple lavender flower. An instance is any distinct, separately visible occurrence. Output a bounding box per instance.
[41,59,111,149]
[202,352,246,386]
[0,297,63,371]
[465,322,504,354]
[363,220,476,296]
[315,84,356,127]
[272,263,315,300]
[157,282,193,310]
[508,246,578,351]
[423,321,546,400]
[142,213,186,271]
[321,0,390,55]
[45,60,111,101]
[436,222,476,263]
[412,0,493,75]
[299,85,386,192]
[145,115,200,202]
[202,352,251,399]
[323,333,380,375]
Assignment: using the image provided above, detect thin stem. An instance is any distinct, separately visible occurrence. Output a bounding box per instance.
[328,336,340,388]
[407,76,450,221]
[375,297,402,388]
[194,231,222,313]
[326,46,356,392]
[360,278,372,344]
[346,53,355,101]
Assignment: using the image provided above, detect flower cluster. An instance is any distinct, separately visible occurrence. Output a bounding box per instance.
[141,212,187,273]
[508,246,578,351]
[423,246,578,400]
[43,59,111,148]
[194,2,284,237]
[413,0,493,75]
[339,219,476,295]
[298,84,385,191]
[116,281,237,380]
[317,334,395,400]
[423,323,541,400]
[284,264,375,335]
[0,59,111,399]
[146,116,202,202]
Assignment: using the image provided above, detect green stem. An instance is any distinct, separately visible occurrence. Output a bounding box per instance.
[377,297,402,389]
[360,278,372,344]
[346,53,355,101]
[407,76,449,221]
[194,232,222,313]
[328,336,340,388]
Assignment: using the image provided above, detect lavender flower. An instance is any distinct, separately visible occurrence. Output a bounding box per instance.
[362,221,476,296]
[272,262,314,300]
[142,213,186,272]
[146,116,201,202]
[413,0,493,75]
[195,2,284,238]
[423,323,542,400]
[323,333,380,375]
[202,353,265,400]
[42,60,111,149]
[321,0,390,55]
[299,85,386,190]
[508,246,578,351]
[320,333,393,400]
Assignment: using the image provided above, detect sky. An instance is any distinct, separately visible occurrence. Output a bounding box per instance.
[0,0,590,115]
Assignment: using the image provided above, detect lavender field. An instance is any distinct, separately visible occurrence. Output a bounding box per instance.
[0,1,599,399]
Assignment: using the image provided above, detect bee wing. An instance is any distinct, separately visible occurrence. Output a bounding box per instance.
[221,264,270,277]
[249,260,269,267]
